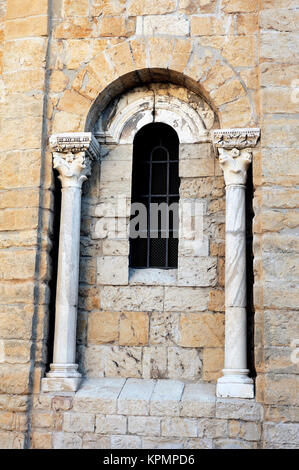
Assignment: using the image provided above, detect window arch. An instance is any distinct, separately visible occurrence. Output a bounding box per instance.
[129,123,180,269]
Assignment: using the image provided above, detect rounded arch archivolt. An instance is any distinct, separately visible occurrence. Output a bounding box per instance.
[51,37,256,135]
[93,83,216,144]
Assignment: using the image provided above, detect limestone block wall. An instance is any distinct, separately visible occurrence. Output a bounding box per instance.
[253,1,299,436]
[29,378,265,449]
[0,0,297,449]
[0,0,52,448]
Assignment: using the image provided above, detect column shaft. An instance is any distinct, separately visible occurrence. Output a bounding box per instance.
[211,131,261,399]
[53,186,82,366]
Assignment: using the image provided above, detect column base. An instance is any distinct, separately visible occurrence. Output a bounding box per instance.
[216,369,254,399]
[41,363,82,392]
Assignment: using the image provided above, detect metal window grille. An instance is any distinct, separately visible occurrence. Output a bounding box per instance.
[129,123,180,269]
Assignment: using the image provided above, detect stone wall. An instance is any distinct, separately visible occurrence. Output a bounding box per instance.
[0,0,298,449]
[0,0,51,448]
[253,0,299,440]
[30,378,265,449]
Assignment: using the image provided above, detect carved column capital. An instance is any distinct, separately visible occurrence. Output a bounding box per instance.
[218,147,252,186]
[49,132,100,188]
[212,128,260,186]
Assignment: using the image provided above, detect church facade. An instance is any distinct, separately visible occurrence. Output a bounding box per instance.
[0,0,298,449]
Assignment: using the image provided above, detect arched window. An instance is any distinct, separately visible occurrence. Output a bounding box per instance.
[129,123,180,269]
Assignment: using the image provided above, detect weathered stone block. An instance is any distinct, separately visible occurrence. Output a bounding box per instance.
[99,16,136,38]
[260,32,298,63]
[216,399,263,421]
[142,347,167,379]
[3,38,47,72]
[198,418,227,438]
[214,438,257,449]
[128,0,176,15]
[100,286,164,312]
[102,239,129,256]
[0,250,36,280]
[264,423,299,447]
[178,257,217,287]
[64,0,89,16]
[52,432,82,449]
[260,8,299,32]
[264,405,299,424]
[88,311,119,344]
[180,313,224,348]
[263,374,298,406]
[96,415,127,435]
[144,14,189,36]
[167,347,202,381]
[92,0,126,16]
[73,378,125,414]
[180,383,216,418]
[208,289,225,312]
[118,379,156,416]
[161,417,197,438]
[262,117,299,148]
[0,339,31,364]
[97,255,128,285]
[150,312,180,346]
[0,364,30,395]
[83,345,105,377]
[164,287,209,312]
[54,17,95,39]
[30,431,52,449]
[260,63,299,87]
[63,412,95,433]
[264,346,298,374]
[51,397,73,412]
[236,13,258,34]
[180,144,212,160]
[142,436,184,449]
[99,160,132,183]
[111,434,141,449]
[32,412,54,430]
[221,0,257,12]
[119,312,149,346]
[128,416,161,437]
[179,159,214,177]
[264,309,298,348]
[82,434,111,449]
[150,379,184,416]
[104,346,143,378]
[240,422,261,441]
[5,15,48,40]
[191,16,230,36]
[202,347,224,381]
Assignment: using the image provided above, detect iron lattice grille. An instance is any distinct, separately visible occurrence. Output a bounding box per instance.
[129,123,180,269]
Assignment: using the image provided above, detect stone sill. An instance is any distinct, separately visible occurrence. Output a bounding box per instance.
[129,268,178,286]
[42,377,261,421]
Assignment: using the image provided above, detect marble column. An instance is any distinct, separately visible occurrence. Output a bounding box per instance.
[42,133,100,392]
[212,128,260,399]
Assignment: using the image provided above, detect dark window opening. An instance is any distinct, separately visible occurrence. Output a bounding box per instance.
[129,123,180,269]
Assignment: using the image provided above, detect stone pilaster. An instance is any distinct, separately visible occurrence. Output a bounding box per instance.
[42,133,100,392]
[212,128,260,399]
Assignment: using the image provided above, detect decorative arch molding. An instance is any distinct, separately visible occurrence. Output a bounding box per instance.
[50,37,255,136]
[93,85,215,144]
